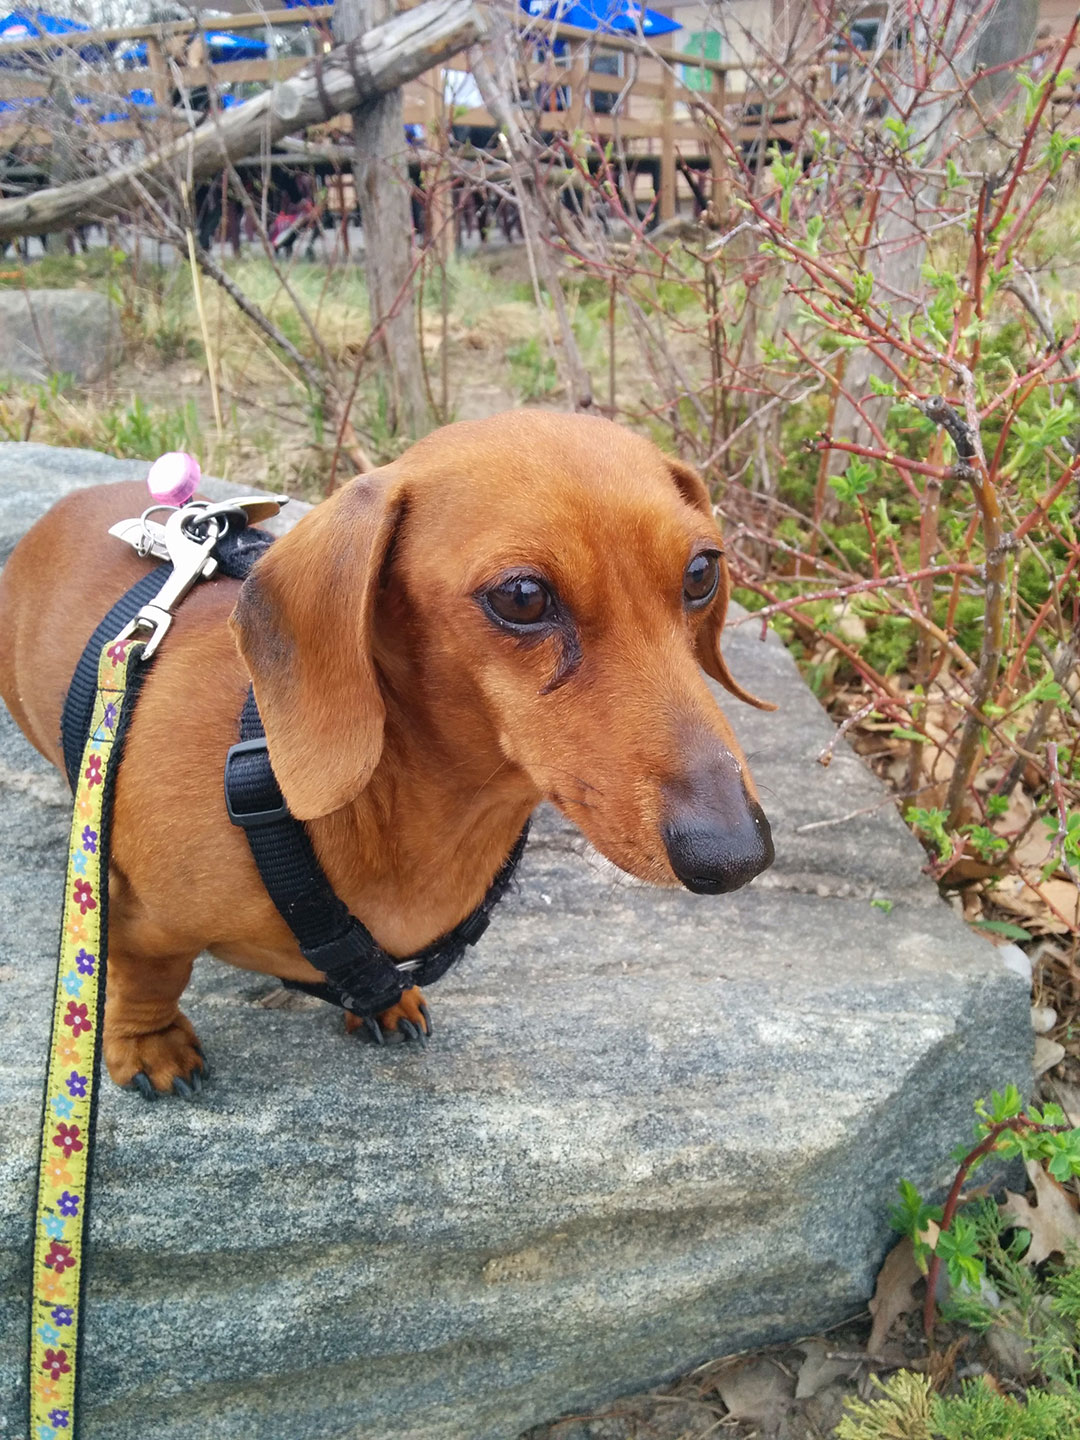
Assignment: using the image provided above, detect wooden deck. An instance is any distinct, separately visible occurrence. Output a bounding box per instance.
[0,5,909,223]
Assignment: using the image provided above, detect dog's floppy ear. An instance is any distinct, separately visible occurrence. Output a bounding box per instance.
[666,456,777,712]
[230,469,405,820]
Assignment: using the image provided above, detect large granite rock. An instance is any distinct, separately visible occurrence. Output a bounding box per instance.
[0,444,1032,1440]
[0,291,121,385]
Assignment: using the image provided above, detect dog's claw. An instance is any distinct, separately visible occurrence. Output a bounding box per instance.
[364,1016,384,1045]
[194,1046,210,1079]
[130,1072,156,1101]
[397,1018,422,1044]
[173,1076,194,1101]
[418,1002,433,1037]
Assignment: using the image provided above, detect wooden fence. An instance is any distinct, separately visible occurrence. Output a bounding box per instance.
[0,5,875,222]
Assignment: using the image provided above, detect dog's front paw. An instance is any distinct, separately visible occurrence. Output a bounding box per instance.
[105,1012,207,1100]
[345,986,431,1047]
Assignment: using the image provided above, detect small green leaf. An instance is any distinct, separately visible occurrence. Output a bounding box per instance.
[972,920,1032,942]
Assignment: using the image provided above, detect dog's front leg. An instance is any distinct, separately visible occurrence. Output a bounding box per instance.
[102,947,206,1100]
[344,985,431,1046]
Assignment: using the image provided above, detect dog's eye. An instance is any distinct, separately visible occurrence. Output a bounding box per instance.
[684,552,720,608]
[484,576,553,628]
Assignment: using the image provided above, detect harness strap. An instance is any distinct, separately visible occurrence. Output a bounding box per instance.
[60,567,168,791]
[29,635,147,1440]
[225,688,407,1017]
[224,691,531,1015]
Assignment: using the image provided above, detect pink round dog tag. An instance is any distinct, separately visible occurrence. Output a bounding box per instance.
[147,452,201,507]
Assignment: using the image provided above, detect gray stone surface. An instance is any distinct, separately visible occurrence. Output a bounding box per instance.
[0,291,121,386]
[0,443,1032,1440]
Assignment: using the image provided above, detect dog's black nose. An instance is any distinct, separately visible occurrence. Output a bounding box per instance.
[662,795,774,895]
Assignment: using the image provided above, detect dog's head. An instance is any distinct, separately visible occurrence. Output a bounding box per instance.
[232,412,773,894]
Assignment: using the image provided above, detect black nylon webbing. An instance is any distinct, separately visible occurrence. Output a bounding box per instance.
[226,692,530,1016]
[60,566,170,790]
[227,688,407,1016]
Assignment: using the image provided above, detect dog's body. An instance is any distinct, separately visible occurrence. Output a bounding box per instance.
[0,412,773,1093]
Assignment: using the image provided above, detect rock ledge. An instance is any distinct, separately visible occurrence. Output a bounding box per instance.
[0,445,1031,1440]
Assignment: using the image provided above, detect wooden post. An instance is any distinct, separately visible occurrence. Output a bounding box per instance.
[567,39,587,132]
[334,0,433,438]
[146,36,171,141]
[709,66,728,218]
[659,41,676,222]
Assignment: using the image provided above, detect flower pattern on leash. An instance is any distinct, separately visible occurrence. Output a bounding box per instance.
[40,1350,70,1381]
[51,1124,83,1159]
[62,1003,90,1037]
[30,642,141,1439]
[71,880,95,915]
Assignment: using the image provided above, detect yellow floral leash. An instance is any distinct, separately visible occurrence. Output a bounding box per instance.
[28,635,147,1440]
[26,478,283,1439]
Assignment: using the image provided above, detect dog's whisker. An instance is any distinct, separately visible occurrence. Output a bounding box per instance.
[467,757,513,806]
[568,774,603,797]
[536,767,605,802]
[548,790,597,813]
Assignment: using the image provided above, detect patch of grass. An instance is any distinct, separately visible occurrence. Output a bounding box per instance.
[0,249,126,289]
[2,381,204,462]
[507,336,559,401]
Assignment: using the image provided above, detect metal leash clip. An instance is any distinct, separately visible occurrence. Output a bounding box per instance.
[110,505,224,660]
[108,495,287,660]
[108,495,286,564]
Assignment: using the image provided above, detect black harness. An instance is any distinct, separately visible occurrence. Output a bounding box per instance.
[61,518,527,1019]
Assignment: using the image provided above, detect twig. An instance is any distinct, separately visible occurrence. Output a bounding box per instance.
[817,699,878,768]
[182,202,224,444]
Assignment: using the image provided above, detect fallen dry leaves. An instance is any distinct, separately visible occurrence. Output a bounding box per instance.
[1000,1159,1080,1266]
[988,874,1080,935]
[712,1356,796,1428]
[867,1237,923,1356]
[793,1338,857,1399]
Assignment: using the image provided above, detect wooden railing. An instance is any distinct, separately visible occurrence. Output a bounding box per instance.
[0,5,866,220]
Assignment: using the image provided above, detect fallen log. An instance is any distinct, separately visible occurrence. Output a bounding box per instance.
[0,0,485,239]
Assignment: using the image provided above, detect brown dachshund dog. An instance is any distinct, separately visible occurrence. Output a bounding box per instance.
[0,411,774,1095]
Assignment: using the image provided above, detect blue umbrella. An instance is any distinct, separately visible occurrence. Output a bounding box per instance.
[0,9,108,65]
[204,30,268,61]
[521,0,681,37]
[90,88,156,122]
[117,30,267,67]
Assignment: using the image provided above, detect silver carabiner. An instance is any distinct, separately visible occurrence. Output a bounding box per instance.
[112,505,222,661]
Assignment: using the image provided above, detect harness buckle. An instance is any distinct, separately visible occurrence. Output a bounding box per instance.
[457,908,492,947]
[224,737,291,828]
